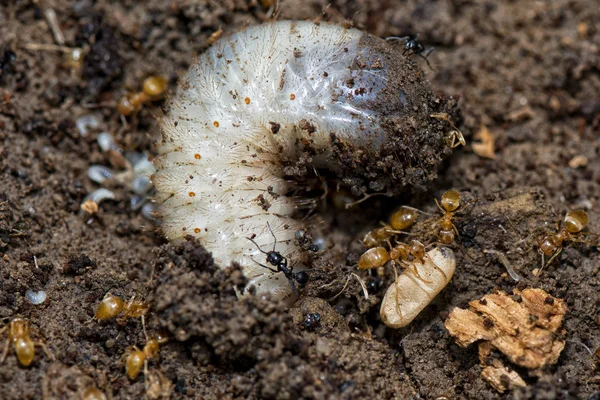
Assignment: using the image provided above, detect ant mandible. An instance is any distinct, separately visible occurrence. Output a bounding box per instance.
[387,34,434,70]
[247,222,309,294]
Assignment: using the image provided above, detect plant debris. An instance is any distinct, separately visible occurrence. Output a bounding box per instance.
[472,125,496,159]
[445,288,567,392]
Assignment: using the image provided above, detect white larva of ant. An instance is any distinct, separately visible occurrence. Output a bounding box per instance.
[380,246,455,328]
[153,20,457,301]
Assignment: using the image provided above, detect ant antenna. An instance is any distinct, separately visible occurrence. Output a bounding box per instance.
[266,221,277,252]
[247,236,269,255]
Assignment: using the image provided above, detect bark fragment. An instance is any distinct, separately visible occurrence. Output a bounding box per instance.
[445,288,567,392]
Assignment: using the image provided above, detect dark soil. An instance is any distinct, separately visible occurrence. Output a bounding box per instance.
[1,1,599,399]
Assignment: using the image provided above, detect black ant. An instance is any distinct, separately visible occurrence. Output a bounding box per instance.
[248,222,309,294]
[387,34,434,70]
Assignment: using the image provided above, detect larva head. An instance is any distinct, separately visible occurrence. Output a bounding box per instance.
[315,31,461,193]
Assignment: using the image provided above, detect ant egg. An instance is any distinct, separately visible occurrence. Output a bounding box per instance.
[154,21,460,301]
[380,247,456,328]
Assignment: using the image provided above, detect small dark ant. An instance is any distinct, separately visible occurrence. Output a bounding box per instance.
[303,313,321,330]
[248,222,309,294]
[387,34,434,70]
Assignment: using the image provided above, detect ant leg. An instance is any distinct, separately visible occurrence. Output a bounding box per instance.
[391,264,403,326]
[401,260,432,283]
[288,279,298,294]
[418,52,434,71]
[435,198,445,213]
[392,261,399,282]
[452,223,460,236]
[141,315,147,341]
[250,258,279,274]
[455,198,479,215]
[144,359,149,392]
[426,254,448,281]
[545,247,563,267]
[0,339,9,363]
[34,341,54,361]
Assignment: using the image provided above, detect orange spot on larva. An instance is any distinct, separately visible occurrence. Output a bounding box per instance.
[213,121,219,127]
[194,154,201,159]
[244,97,251,105]
[194,228,201,234]
[188,192,196,197]
[290,94,296,100]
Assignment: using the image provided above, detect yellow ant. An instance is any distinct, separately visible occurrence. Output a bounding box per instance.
[0,317,53,366]
[117,76,167,116]
[429,189,474,245]
[94,293,150,336]
[536,209,597,274]
[124,333,167,382]
[362,206,419,248]
[431,112,466,148]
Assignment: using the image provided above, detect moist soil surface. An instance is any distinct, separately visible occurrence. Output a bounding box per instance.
[1,1,599,399]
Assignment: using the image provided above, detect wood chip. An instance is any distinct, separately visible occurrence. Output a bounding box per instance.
[568,155,588,169]
[472,125,496,159]
[445,288,567,392]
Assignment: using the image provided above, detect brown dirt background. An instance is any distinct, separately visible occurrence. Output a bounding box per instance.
[1,0,599,399]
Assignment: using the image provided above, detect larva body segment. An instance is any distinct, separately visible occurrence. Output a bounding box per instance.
[380,247,455,328]
[154,20,458,301]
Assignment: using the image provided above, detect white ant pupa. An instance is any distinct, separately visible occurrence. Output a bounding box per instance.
[380,246,456,328]
[153,20,459,302]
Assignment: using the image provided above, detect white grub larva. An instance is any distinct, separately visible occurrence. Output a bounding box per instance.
[154,21,460,301]
[380,246,455,328]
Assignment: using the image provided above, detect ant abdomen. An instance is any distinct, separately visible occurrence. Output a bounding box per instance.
[358,247,390,270]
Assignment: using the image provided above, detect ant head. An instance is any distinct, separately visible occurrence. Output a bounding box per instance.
[441,190,461,212]
[295,271,309,286]
[266,251,284,266]
[564,209,588,233]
